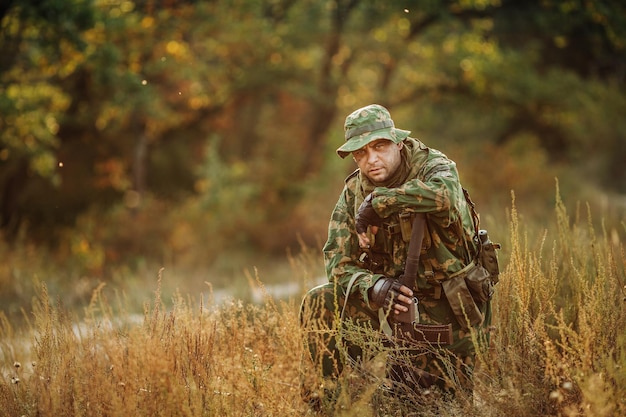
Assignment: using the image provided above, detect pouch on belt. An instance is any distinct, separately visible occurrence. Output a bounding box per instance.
[441,264,484,330]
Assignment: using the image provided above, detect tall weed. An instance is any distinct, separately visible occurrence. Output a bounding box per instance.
[483,189,626,416]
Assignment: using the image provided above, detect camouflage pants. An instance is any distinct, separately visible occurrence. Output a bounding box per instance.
[300,282,490,395]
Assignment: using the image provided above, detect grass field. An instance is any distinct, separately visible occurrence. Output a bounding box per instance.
[0,195,624,416]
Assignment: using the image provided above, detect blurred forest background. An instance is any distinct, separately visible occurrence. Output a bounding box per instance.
[1,0,625,317]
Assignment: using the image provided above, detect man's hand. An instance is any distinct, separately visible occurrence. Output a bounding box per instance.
[356,193,382,247]
[369,277,414,315]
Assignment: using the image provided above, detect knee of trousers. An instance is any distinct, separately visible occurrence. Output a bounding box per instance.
[299,283,342,324]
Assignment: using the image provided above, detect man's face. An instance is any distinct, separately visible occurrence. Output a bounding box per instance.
[352,139,403,183]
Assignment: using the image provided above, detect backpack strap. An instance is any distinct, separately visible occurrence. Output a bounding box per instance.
[462,187,482,263]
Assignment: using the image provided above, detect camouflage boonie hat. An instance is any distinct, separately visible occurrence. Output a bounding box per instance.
[337,104,411,158]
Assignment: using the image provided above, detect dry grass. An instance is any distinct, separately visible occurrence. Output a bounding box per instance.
[0,274,306,416]
[0,192,625,416]
[477,190,626,417]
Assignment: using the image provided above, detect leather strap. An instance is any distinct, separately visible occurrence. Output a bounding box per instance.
[391,322,453,346]
[412,323,453,345]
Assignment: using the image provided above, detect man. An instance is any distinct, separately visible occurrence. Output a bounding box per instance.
[300,104,495,406]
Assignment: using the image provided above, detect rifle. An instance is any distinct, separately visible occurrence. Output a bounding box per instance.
[384,213,452,390]
[388,213,452,345]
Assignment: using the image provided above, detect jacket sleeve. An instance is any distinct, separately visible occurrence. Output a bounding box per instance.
[371,154,464,227]
[322,185,384,309]
[370,152,477,272]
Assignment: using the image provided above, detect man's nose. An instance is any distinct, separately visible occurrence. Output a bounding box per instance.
[366,150,378,164]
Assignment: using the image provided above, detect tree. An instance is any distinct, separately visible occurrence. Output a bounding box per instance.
[1,0,625,258]
[0,0,95,237]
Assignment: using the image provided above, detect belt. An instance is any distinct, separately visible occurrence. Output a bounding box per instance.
[422,261,477,284]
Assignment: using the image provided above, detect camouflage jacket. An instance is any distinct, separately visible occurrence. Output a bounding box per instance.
[322,137,479,309]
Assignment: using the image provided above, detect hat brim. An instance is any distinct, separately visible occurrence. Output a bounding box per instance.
[336,128,411,158]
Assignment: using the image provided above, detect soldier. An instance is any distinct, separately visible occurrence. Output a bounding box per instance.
[300,104,495,408]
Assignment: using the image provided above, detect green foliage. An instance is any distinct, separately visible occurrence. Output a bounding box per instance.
[1,0,625,280]
[0,0,95,175]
